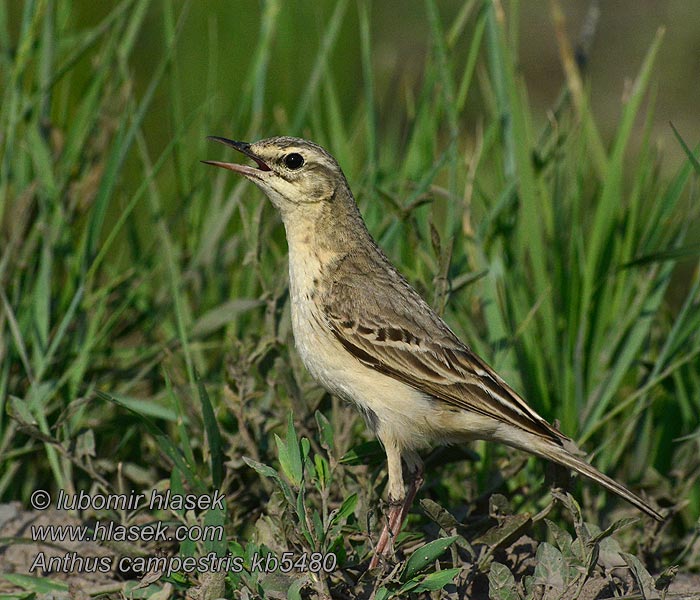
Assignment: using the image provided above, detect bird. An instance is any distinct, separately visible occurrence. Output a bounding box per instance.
[203,135,663,567]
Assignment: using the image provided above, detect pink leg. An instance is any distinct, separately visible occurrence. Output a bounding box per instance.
[370,454,424,569]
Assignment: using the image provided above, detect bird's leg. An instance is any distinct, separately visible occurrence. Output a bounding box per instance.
[370,502,402,569]
[370,446,423,569]
[370,440,403,568]
[395,450,424,536]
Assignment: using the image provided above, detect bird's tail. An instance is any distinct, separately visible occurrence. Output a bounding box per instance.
[509,432,663,521]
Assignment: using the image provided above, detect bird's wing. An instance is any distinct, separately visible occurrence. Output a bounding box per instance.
[323,255,565,444]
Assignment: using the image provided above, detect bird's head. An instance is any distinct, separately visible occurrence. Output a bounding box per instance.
[203,136,347,216]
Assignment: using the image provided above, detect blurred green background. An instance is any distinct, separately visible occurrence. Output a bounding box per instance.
[9,2,699,156]
[7,1,699,188]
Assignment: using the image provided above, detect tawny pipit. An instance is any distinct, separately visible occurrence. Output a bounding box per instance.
[204,135,663,566]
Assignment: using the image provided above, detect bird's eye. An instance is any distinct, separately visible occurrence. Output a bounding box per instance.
[284,153,304,170]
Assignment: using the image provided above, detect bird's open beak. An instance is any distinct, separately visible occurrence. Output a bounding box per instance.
[202,136,272,177]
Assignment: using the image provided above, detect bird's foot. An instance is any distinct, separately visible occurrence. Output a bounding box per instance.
[369,500,403,569]
[369,467,424,569]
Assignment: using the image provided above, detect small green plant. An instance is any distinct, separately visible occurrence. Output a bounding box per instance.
[240,411,352,597]
[488,492,678,600]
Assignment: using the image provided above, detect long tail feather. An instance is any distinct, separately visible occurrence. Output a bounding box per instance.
[511,433,663,521]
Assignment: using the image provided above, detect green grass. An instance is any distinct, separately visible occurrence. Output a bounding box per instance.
[1,0,699,598]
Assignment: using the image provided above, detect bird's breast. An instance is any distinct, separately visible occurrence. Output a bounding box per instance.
[286,244,339,390]
[285,244,444,449]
